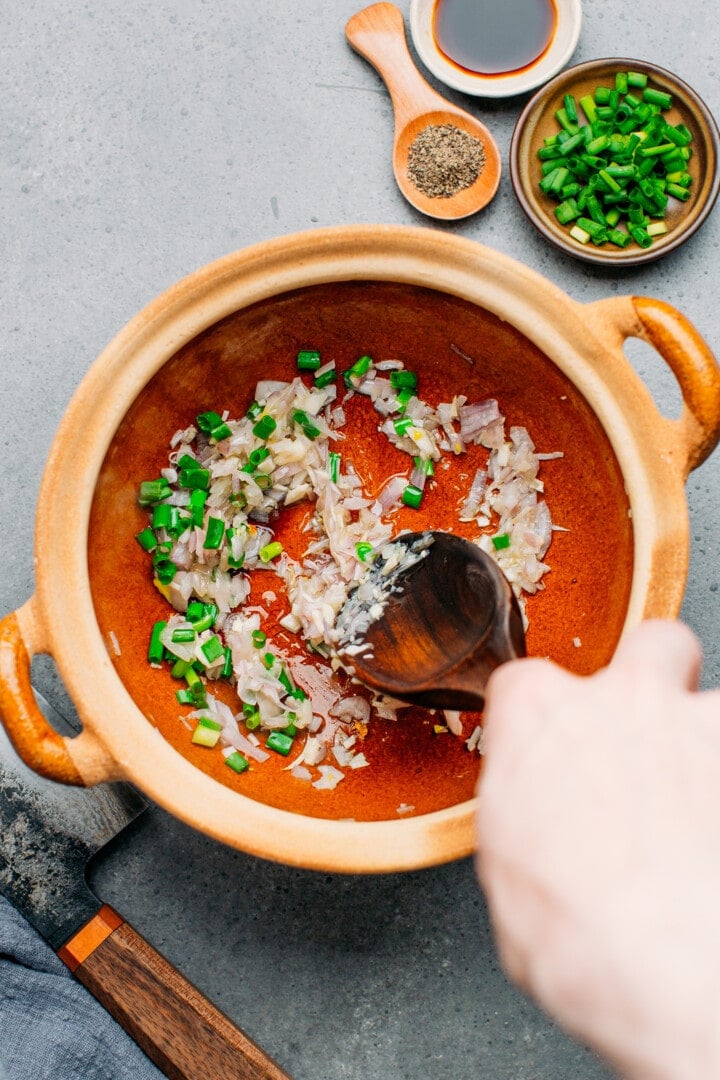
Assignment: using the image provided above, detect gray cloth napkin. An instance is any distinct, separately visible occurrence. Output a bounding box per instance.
[0,895,164,1080]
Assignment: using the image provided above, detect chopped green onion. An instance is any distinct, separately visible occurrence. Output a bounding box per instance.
[292,409,321,439]
[389,370,418,390]
[555,198,580,225]
[579,94,597,124]
[356,542,374,562]
[328,451,341,483]
[138,479,171,506]
[225,751,250,774]
[492,533,511,551]
[241,446,271,473]
[629,224,653,248]
[154,559,177,585]
[191,716,223,748]
[395,388,416,412]
[266,731,294,756]
[244,710,261,731]
[189,602,218,632]
[252,414,277,440]
[148,620,167,664]
[151,504,176,531]
[200,635,224,665]
[412,456,434,476]
[259,541,283,563]
[196,410,232,442]
[627,71,648,88]
[537,72,693,252]
[314,366,336,389]
[184,666,207,707]
[189,489,207,526]
[667,182,692,201]
[221,647,233,679]
[563,93,578,124]
[135,527,157,552]
[393,417,413,437]
[402,483,423,509]
[172,627,195,643]
[607,228,632,247]
[297,349,321,371]
[642,87,673,110]
[251,629,267,648]
[343,354,373,387]
[246,400,263,421]
[203,516,225,550]
[178,466,210,491]
[196,410,222,430]
[278,668,294,694]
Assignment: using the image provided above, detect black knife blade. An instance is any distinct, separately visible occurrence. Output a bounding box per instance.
[0,689,147,949]
[0,690,291,1080]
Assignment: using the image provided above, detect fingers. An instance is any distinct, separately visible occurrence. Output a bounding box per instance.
[611,620,702,692]
[481,656,576,752]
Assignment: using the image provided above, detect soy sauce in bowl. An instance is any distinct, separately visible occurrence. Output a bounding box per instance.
[433,0,557,77]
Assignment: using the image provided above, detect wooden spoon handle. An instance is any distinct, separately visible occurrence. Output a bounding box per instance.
[60,906,291,1080]
[345,2,448,128]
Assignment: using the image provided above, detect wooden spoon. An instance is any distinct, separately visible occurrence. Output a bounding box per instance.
[345,2,501,220]
[336,532,526,711]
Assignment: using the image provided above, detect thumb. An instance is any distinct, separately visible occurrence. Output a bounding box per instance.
[610,619,702,692]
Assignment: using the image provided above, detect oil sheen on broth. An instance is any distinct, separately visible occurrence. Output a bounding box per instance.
[432,0,556,77]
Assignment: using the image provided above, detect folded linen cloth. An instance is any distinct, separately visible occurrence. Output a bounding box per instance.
[0,895,163,1079]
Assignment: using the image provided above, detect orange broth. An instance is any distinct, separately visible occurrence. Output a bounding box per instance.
[89,282,633,821]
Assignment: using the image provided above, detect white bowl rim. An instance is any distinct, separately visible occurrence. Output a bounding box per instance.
[409,0,583,99]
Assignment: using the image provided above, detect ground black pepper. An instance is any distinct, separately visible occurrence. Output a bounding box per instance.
[407,123,486,199]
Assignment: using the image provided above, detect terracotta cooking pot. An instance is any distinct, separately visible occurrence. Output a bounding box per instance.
[1,225,719,873]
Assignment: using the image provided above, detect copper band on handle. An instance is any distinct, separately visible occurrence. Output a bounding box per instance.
[57,904,124,973]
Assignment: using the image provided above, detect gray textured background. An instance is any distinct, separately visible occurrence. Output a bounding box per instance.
[1,2,718,1077]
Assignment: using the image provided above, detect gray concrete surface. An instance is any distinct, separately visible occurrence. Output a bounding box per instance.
[1,2,719,1077]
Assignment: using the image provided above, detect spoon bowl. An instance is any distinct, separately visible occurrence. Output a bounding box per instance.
[337,531,526,711]
[346,3,502,219]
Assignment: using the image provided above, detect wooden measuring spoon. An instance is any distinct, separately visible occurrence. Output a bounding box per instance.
[345,2,501,220]
[336,532,526,711]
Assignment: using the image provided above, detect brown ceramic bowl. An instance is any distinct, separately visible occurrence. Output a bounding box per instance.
[510,58,720,265]
[1,225,719,872]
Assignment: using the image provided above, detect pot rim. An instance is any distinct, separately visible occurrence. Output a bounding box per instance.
[31,224,692,871]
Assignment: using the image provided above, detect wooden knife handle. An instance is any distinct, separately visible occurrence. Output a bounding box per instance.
[58,906,291,1080]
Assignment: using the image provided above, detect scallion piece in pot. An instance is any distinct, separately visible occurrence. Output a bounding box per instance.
[225,751,250,773]
[191,716,223,748]
[297,349,321,371]
[266,731,294,756]
[148,621,167,664]
[259,541,283,563]
[203,516,225,550]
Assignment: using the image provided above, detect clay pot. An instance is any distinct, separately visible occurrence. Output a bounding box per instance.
[1,225,719,872]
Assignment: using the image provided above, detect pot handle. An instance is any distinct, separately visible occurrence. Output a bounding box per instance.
[633,296,720,472]
[0,601,119,786]
[591,295,720,475]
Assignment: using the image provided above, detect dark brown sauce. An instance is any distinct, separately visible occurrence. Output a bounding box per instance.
[432,0,557,77]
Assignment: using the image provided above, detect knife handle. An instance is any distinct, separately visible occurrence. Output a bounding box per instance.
[58,905,292,1080]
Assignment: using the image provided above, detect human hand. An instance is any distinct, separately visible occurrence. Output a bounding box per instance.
[476,620,720,1080]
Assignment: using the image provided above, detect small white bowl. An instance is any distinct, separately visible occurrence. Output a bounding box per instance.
[409,0,583,99]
